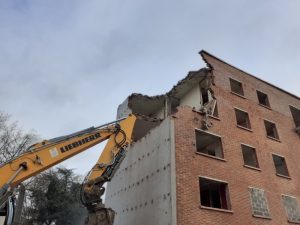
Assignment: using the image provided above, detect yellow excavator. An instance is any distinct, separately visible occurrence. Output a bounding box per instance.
[0,114,139,225]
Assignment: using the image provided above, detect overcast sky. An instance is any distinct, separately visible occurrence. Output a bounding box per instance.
[1,0,300,175]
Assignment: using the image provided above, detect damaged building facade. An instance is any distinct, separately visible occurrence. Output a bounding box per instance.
[105,51,300,225]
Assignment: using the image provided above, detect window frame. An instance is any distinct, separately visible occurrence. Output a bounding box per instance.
[200,88,219,118]
[234,108,252,131]
[256,90,271,109]
[281,194,300,223]
[195,129,225,160]
[272,153,290,178]
[289,105,300,131]
[264,120,280,141]
[229,78,245,97]
[199,176,232,212]
[241,144,260,170]
[248,187,272,219]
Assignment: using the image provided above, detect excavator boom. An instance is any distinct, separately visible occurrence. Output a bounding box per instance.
[0,114,137,225]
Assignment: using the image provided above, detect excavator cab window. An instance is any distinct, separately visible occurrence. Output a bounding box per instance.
[0,205,7,225]
[0,199,14,225]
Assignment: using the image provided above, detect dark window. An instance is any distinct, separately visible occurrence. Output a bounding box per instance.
[230,78,244,96]
[257,91,270,108]
[195,130,223,158]
[201,88,209,105]
[235,109,251,129]
[290,106,300,128]
[199,177,231,210]
[241,145,259,168]
[264,120,279,139]
[272,154,289,177]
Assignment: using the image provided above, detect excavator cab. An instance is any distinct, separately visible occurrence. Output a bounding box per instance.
[0,208,6,225]
[0,198,14,225]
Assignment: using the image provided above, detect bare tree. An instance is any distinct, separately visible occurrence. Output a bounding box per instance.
[0,112,87,225]
[0,111,38,164]
[0,111,39,225]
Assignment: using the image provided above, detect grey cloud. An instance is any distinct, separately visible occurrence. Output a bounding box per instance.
[0,0,300,173]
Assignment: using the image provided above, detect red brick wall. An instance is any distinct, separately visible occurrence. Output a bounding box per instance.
[174,54,300,225]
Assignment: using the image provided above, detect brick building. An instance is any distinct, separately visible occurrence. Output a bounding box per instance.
[105,51,300,225]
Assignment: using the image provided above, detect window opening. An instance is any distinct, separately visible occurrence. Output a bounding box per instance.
[199,177,231,210]
[230,78,244,96]
[264,120,279,139]
[257,91,270,108]
[235,109,251,129]
[289,106,300,133]
[272,154,289,177]
[195,130,224,158]
[201,88,209,105]
[200,89,218,117]
[241,145,259,168]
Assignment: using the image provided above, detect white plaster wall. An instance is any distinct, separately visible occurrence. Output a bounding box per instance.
[180,84,201,110]
[105,118,175,225]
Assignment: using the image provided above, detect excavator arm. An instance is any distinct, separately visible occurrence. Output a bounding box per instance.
[81,115,138,225]
[0,114,137,225]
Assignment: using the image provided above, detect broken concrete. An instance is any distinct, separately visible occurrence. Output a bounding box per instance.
[106,53,217,225]
[106,50,300,225]
[117,68,213,120]
[131,116,162,142]
[116,67,216,140]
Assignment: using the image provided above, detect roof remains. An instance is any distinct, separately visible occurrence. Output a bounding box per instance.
[117,67,211,141]
[118,50,300,141]
[117,68,211,119]
[121,50,300,121]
